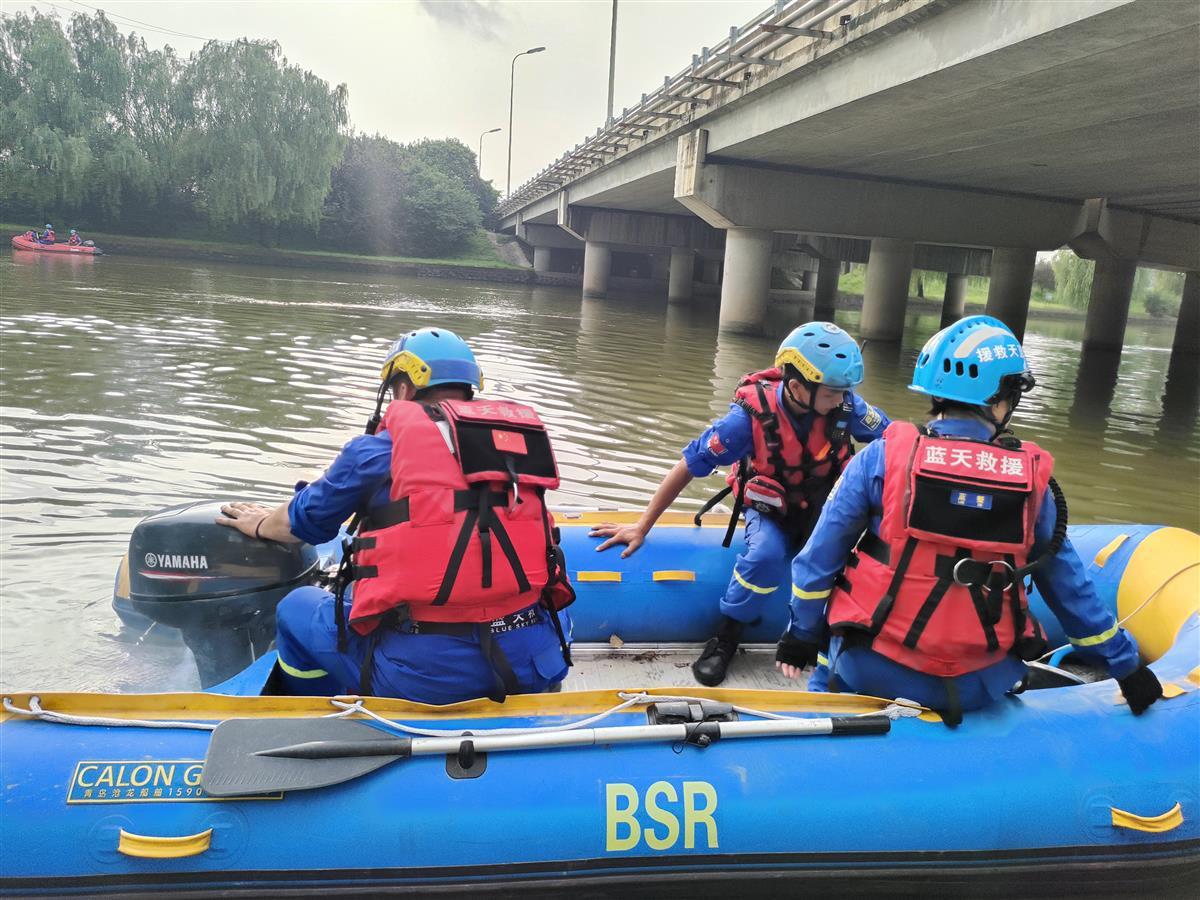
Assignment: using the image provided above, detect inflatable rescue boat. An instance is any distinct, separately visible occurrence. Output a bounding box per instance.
[10,233,102,255]
[1,507,1197,896]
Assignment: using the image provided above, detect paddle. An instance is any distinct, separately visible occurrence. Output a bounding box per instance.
[202,714,890,797]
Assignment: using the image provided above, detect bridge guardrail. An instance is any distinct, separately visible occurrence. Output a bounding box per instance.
[496,0,887,219]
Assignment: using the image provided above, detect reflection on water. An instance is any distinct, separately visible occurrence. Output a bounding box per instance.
[1,252,1197,690]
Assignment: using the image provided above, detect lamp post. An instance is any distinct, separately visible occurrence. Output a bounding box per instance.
[507,46,545,196]
[477,127,501,176]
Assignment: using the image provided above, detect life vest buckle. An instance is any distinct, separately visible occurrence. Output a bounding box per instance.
[952,557,1015,591]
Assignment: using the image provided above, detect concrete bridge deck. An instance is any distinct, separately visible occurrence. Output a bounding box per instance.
[499,0,1199,356]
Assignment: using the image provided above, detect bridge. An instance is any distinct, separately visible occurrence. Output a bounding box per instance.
[498,0,1199,360]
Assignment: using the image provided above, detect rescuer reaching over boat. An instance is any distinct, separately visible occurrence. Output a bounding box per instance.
[776,315,1164,724]
[216,327,575,704]
[590,322,890,686]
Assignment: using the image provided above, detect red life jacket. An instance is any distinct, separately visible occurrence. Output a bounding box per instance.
[826,421,1053,677]
[348,398,573,635]
[728,368,852,520]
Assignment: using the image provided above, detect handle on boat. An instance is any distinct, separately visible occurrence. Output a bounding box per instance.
[206,714,890,796]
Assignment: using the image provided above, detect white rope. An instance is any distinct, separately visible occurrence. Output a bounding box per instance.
[2,696,361,731]
[1035,561,1199,664]
[5,690,920,738]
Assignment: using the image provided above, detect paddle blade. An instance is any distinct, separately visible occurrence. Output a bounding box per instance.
[202,718,408,797]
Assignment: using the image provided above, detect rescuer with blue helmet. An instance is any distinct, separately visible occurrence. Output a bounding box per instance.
[591,322,890,686]
[776,315,1163,724]
[216,327,574,704]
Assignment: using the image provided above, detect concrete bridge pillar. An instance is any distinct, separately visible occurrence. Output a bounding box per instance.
[668,248,695,304]
[941,273,968,327]
[861,238,914,342]
[985,248,1036,340]
[1082,258,1138,351]
[813,257,841,321]
[702,257,722,285]
[651,253,671,285]
[582,242,612,299]
[1172,271,1200,356]
[801,270,817,291]
[532,246,553,274]
[719,228,774,334]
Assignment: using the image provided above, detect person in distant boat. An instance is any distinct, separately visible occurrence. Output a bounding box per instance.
[68,229,82,245]
[216,327,575,704]
[590,322,890,687]
[39,224,55,244]
[777,315,1163,724]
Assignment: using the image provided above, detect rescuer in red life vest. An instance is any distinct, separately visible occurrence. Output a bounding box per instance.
[776,315,1163,724]
[591,322,890,686]
[216,328,574,704]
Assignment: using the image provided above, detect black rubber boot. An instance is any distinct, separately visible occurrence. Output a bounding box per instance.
[692,617,744,687]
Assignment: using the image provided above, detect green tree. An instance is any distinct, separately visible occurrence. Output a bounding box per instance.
[182,39,347,235]
[1050,250,1095,309]
[406,138,498,218]
[394,160,481,256]
[0,11,95,214]
[1032,258,1056,295]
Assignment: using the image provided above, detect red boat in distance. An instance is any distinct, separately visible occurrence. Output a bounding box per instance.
[11,232,102,255]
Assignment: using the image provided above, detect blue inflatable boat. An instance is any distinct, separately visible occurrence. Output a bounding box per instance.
[2,512,1197,896]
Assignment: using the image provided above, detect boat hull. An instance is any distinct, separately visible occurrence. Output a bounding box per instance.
[5,522,1199,896]
[11,234,101,255]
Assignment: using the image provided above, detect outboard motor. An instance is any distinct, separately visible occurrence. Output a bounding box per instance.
[114,501,320,687]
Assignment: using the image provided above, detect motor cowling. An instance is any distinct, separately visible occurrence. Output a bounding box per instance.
[118,501,320,687]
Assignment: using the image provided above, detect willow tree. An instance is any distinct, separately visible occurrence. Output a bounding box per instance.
[0,11,95,214]
[184,40,347,237]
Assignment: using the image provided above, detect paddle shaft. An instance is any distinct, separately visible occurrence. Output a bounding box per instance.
[258,715,888,761]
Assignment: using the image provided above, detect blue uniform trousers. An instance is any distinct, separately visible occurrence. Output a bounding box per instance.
[274,586,571,705]
[811,634,1028,712]
[720,509,797,624]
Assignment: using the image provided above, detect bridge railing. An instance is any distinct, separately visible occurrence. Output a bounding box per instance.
[496,0,887,219]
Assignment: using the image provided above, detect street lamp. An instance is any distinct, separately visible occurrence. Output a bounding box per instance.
[478,127,501,176]
[507,46,546,196]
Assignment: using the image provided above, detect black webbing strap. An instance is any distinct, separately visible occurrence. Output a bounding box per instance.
[966,584,1002,654]
[538,498,574,667]
[358,623,388,696]
[940,678,963,728]
[364,491,509,531]
[476,623,520,703]
[856,530,891,566]
[487,514,531,594]
[901,550,967,650]
[476,489,494,590]
[869,536,918,634]
[433,506,479,606]
[693,484,733,526]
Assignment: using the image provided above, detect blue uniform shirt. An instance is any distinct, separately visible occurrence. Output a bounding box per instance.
[786,416,1140,679]
[682,388,889,478]
[287,432,393,544]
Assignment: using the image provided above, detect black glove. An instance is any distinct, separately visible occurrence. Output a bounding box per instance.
[776,633,820,669]
[1118,665,1163,716]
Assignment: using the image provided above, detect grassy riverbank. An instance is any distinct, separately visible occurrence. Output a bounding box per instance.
[837,264,1176,320]
[3,224,524,272]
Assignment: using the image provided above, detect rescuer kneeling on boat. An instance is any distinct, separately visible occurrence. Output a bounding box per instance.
[776,315,1163,724]
[216,328,575,704]
[591,322,889,687]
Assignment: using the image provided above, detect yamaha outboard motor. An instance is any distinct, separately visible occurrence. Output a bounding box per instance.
[115,501,320,687]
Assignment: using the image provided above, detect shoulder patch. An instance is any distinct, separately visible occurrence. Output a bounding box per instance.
[707,432,727,456]
[861,406,882,431]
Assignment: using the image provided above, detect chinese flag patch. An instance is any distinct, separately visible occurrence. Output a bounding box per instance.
[493,429,528,455]
[707,432,727,455]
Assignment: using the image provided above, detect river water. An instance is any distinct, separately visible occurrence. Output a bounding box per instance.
[1,251,1197,692]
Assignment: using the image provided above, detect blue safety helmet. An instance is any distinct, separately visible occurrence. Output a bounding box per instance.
[45,223,52,229]
[910,315,1035,406]
[380,327,482,391]
[774,322,864,390]
[69,229,77,235]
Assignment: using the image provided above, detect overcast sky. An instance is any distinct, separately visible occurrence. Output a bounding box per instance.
[17,0,768,191]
